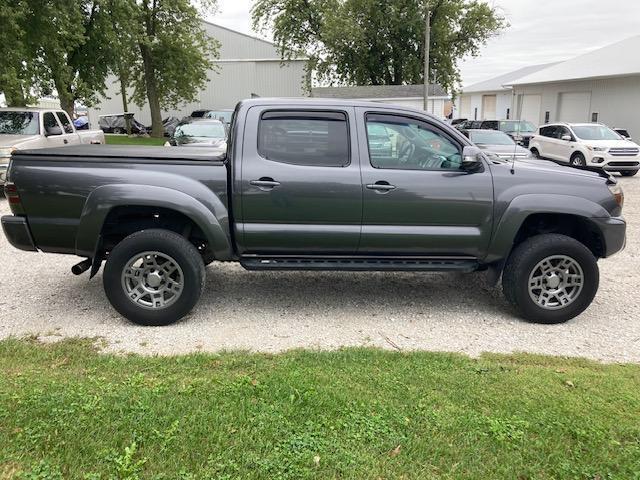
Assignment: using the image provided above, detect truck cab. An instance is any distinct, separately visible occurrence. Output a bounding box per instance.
[0,108,105,183]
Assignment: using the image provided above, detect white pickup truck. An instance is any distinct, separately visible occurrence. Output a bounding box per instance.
[0,107,105,183]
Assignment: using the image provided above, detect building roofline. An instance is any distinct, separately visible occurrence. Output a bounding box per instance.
[201,19,277,47]
[508,72,640,87]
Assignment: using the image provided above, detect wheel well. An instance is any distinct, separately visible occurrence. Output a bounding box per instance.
[513,213,605,258]
[570,150,584,161]
[100,206,211,258]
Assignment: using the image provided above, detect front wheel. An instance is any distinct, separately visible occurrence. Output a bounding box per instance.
[502,234,599,324]
[103,229,205,326]
[570,152,586,168]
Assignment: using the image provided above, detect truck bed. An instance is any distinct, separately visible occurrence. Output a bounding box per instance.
[9,145,229,256]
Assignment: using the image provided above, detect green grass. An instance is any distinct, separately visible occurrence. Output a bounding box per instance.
[105,135,166,146]
[1,339,639,479]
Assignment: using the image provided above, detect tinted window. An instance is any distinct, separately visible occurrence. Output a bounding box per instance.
[258,111,349,167]
[470,121,483,129]
[56,112,73,133]
[572,125,621,141]
[481,121,499,130]
[540,126,557,138]
[365,114,462,171]
[43,112,60,134]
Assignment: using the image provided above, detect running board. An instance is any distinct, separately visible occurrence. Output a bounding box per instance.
[240,256,479,272]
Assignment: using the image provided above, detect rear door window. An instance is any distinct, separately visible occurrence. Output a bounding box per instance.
[258,111,350,167]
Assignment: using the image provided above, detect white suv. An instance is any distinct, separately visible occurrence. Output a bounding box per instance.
[529,123,639,177]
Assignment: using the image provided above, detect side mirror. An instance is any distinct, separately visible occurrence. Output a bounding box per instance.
[461,146,483,172]
[561,134,572,142]
[45,125,63,136]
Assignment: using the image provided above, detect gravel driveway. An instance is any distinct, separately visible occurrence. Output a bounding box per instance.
[1,176,639,362]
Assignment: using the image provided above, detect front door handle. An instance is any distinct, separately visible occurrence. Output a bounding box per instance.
[366,181,396,192]
[250,177,281,189]
[63,139,69,144]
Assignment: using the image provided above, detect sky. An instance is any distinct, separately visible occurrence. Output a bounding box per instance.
[209,0,640,88]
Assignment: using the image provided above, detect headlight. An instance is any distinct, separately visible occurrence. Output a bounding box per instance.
[587,146,607,152]
[608,184,624,209]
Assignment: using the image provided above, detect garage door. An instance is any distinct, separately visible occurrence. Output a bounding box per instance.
[482,95,496,119]
[558,92,591,123]
[520,94,541,124]
[460,95,471,118]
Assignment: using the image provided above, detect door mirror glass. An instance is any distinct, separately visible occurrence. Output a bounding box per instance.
[561,134,572,142]
[45,125,63,136]
[461,146,483,171]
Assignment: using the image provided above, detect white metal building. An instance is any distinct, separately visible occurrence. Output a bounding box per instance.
[311,84,451,119]
[455,63,558,121]
[87,21,308,126]
[508,35,640,137]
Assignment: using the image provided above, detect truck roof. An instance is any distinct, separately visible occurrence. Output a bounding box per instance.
[0,107,63,113]
[238,97,442,120]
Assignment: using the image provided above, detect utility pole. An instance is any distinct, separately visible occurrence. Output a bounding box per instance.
[423,9,431,112]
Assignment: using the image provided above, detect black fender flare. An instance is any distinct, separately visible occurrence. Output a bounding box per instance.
[75,184,233,261]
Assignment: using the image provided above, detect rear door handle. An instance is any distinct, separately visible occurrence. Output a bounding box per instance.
[250,178,281,189]
[366,182,396,192]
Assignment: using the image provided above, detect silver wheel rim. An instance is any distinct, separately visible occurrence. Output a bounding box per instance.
[571,157,583,166]
[528,255,584,310]
[121,251,184,310]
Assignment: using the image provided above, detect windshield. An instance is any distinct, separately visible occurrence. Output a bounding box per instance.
[175,123,226,139]
[499,120,536,133]
[572,125,622,141]
[470,130,515,146]
[0,111,40,135]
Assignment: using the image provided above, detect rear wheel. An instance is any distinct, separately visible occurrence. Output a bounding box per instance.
[530,147,540,158]
[502,234,599,324]
[570,152,586,168]
[103,229,205,326]
[620,170,638,177]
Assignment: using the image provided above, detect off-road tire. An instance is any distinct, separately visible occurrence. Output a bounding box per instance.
[502,234,599,324]
[103,229,205,326]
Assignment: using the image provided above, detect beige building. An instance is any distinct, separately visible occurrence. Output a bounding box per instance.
[87,21,308,126]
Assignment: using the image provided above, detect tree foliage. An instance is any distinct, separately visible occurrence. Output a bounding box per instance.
[252,0,507,92]
[0,0,219,131]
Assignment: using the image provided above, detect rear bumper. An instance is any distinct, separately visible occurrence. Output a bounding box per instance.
[1,215,37,252]
[593,216,626,257]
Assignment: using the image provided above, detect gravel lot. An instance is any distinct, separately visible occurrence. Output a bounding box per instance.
[1,175,639,362]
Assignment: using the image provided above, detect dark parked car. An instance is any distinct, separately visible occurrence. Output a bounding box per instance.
[613,128,632,141]
[462,129,531,160]
[2,98,626,327]
[480,120,537,147]
[98,113,147,135]
[166,119,227,149]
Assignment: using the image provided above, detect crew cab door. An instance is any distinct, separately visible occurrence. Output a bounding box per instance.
[55,111,81,145]
[356,109,494,258]
[237,106,362,254]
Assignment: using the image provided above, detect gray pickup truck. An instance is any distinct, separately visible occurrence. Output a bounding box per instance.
[2,99,626,326]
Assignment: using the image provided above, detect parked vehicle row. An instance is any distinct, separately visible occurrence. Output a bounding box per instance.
[0,108,104,184]
[460,129,531,160]
[456,119,537,146]
[2,98,626,328]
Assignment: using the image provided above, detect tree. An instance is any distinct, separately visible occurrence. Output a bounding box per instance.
[129,0,220,137]
[252,0,507,93]
[0,0,34,106]
[0,0,117,115]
